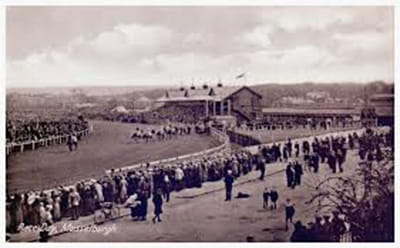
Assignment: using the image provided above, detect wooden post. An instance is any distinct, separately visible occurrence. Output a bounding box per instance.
[213,101,216,116]
[20,144,24,153]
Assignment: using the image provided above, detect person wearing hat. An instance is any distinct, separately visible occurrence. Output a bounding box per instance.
[269,187,279,210]
[262,187,271,210]
[309,215,323,242]
[286,162,295,189]
[290,221,308,242]
[331,211,346,242]
[52,191,61,222]
[256,155,266,181]
[68,188,81,220]
[321,215,333,241]
[152,188,163,223]
[293,161,303,186]
[284,198,296,231]
[224,169,235,201]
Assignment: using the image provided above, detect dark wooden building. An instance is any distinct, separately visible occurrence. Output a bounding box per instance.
[369,94,394,126]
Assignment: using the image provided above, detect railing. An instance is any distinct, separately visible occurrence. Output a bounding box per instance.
[105,127,230,175]
[8,125,228,195]
[226,130,261,146]
[6,126,92,156]
[244,128,366,155]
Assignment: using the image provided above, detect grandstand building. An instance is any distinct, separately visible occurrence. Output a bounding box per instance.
[155,85,263,123]
[369,94,394,126]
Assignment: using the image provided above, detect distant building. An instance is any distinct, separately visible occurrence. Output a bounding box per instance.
[306,91,330,99]
[369,94,394,126]
[279,96,315,105]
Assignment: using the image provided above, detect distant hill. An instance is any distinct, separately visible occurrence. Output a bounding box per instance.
[6,81,393,112]
[249,81,394,107]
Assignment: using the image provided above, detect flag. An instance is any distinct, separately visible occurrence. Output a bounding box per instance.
[236,72,246,79]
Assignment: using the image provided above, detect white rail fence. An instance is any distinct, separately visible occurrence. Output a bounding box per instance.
[6,127,92,156]
[9,127,229,195]
[105,127,230,175]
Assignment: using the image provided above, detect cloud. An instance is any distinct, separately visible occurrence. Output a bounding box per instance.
[6,6,394,87]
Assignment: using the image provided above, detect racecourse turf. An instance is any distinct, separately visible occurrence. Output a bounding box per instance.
[6,120,220,193]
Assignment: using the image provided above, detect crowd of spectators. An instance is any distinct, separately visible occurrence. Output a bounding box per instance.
[236,118,360,132]
[6,149,258,233]
[149,104,206,124]
[6,117,89,145]
[6,124,392,242]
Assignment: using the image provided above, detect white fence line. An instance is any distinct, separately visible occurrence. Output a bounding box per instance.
[6,128,91,156]
[9,127,229,195]
[105,127,230,175]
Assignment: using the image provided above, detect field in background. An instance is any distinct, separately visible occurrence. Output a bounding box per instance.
[6,120,220,193]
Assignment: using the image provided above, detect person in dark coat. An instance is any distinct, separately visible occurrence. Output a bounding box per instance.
[290,221,308,242]
[224,170,234,201]
[310,152,320,173]
[320,215,332,241]
[294,142,300,157]
[262,187,270,210]
[293,161,303,186]
[124,192,140,221]
[327,152,337,173]
[287,139,293,157]
[276,144,282,162]
[286,162,295,189]
[309,216,323,242]
[331,211,346,242]
[348,134,355,149]
[257,156,266,181]
[283,146,289,162]
[137,191,148,221]
[285,198,296,231]
[152,189,163,223]
[269,187,279,210]
[336,150,345,173]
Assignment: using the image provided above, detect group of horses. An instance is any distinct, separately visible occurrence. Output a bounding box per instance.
[130,125,193,143]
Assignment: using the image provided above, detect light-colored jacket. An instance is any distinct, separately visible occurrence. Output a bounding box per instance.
[69,192,81,207]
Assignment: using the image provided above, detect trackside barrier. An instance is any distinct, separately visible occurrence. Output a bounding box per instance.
[8,127,229,196]
[105,127,230,175]
[244,128,365,155]
[6,127,92,156]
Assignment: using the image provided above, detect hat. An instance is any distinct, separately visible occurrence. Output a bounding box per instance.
[27,194,36,205]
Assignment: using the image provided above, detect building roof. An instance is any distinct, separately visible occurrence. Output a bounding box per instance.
[370,94,394,101]
[262,108,360,116]
[157,86,261,102]
[111,105,129,114]
[135,95,152,102]
[375,106,394,117]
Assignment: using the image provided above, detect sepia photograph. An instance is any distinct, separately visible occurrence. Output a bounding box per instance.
[4,4,395,243]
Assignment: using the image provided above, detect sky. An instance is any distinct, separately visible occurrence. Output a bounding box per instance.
[6,6,394,88]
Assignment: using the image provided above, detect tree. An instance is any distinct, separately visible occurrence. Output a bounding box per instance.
[306,151,394,242]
